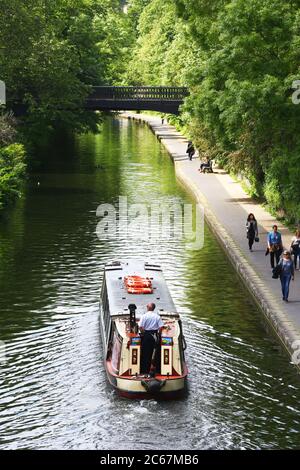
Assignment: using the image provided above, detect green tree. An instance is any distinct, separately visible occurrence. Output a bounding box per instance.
[176,0,300,219]
[0,0,132,139]
[126,0,300,221]
[0,0,135,210]
[126,0,192,85]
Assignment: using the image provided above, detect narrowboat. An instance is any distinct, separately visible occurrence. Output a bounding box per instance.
[99,260,188,399]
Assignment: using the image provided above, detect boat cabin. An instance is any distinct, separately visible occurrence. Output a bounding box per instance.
[99,260,187,397]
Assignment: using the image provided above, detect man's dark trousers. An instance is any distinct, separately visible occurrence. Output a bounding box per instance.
[140,331,157,374]
[270,250,281,268]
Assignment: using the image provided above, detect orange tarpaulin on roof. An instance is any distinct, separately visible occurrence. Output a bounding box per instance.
[124,275,153,294]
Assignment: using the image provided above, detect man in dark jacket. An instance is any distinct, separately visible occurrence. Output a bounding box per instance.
[186,141,195,161]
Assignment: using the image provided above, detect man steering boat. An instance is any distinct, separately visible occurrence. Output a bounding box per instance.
[139,303,164,376]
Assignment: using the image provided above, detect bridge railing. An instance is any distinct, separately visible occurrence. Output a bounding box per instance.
[89,86,189,101]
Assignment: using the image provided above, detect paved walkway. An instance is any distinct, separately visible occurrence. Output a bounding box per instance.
[122,112,300,366]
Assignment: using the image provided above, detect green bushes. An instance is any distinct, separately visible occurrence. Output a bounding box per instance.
[0,143,26,211]
[0,111,26,211]
[263,151,300,223]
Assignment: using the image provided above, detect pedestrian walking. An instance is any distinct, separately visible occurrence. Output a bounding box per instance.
[290,229,300,270]
[246,213,258,252]
[267,225,283,269]
[277,250,294,302]
[186,141,195,161]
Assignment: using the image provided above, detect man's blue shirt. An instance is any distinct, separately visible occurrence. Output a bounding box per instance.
[268,231,282,245]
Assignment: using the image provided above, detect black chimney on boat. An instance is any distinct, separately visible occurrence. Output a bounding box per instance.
[128,304,137,332]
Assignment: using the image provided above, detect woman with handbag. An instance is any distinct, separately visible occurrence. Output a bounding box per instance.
[278,250,294,302]
[290,229,300,270]
[246,213,258,252]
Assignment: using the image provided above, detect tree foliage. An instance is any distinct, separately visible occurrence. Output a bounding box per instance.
[0,0,131,138]
[0,112,17,147]
[0,111,26,210]
[126,0,196,85]
[127,0,300,222]
[2,0,300,221]
[0,0,134,210]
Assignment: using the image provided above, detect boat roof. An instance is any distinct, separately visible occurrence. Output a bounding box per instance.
[103,260,178,317]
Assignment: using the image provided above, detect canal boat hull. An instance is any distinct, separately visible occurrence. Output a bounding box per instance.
[105,359,188,399]
[99,260,188,399]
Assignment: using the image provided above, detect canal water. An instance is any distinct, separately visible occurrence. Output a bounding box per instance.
[0,117,300,450]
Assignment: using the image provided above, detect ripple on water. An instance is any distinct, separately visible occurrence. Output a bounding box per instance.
[0,117,300,450]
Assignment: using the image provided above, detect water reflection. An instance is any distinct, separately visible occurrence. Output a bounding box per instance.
[0,117,300,450]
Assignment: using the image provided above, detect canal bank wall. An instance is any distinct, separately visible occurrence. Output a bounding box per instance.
[121,112,300,371]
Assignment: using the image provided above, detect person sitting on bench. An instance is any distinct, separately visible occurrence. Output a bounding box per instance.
[199,158,213,173]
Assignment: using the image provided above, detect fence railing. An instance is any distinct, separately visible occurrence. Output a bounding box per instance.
[89,86,189,101]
